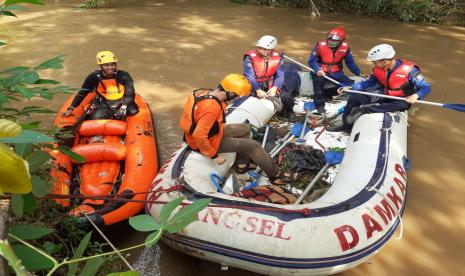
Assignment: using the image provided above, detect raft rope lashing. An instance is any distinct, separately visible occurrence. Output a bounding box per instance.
[367,186,403,240]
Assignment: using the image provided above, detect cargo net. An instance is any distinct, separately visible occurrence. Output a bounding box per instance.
[229,97,350,204]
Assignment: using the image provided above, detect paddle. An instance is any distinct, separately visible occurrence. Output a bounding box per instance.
[294,151,344,204]
[283,55,465,113]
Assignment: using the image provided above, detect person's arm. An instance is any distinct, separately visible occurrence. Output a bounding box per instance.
[271,57,284,91]
[308,45,321,73]
[409,67,431,99]
[70,73,98,108]
[344,48,362,76]
[243,56,260,93]
[119,71,136,106]
[192,104,222,158]
[351,74,378,91]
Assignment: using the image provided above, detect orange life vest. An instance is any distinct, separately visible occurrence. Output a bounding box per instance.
[96,74,125,100]
[316,41,349,73]
[372,59,417,97]
[244,50,282,83]
[180,89,225,158]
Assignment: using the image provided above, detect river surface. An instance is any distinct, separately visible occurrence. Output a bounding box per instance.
[1,0,465,275]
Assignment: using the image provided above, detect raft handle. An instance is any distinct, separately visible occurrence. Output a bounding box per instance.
[209,173,225,193]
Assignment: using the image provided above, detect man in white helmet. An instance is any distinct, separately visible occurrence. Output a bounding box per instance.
[244,35,298,119]
[328,44,431,132]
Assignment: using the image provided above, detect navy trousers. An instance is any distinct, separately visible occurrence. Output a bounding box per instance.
[343,93,410,122]
[312,73,354,108]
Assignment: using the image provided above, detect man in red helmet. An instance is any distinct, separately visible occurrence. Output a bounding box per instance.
[308,27,366,114]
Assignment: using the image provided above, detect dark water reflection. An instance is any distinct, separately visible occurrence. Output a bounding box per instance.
[1,0,464,275]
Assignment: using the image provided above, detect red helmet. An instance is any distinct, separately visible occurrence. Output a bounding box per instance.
[327,27,346,41]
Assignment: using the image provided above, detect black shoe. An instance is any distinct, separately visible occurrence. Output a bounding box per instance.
[346,107,368,125]
[316,105,326,114]
[327,114,346,132]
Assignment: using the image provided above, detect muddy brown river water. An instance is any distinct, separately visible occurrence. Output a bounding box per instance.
[1,0,464,275]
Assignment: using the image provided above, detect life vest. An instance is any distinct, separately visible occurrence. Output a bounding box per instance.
[244,50,282,84]
[372,59,417,97]
[316,41,349,73]
[180,89,225,157]
[95,72,125,100]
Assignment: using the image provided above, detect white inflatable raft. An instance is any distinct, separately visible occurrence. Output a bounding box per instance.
[146,75,409,275]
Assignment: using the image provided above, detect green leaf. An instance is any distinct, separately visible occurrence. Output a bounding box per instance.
[66,231,92,276]
[19,105,54,115]
[11,194,23,217]
[34,55,64,70]
[10,224,53,240]
[106,272,141,276]
[20,71,39,84]
[0,41,6,46]
[3,74,23,87]
[34,78,60,85]
[164,198,211,234]
[0,10,17,17]
[129,214,161,232]
[23,193,36,215]
[31,175,51,197]
[79,257,105,276]
[26,150,50,172]
[12,85,35,99]
[4,0,44,5]
[12,244,54,271]
[1,66,29,74]
[19,121,40,130]
[145,231,161,248]
[14,143,33,157]
[159,197,184,225]
[0,130,55,143]
[1,4,26,11]
[58,146,85,163]
[43,241,63,254]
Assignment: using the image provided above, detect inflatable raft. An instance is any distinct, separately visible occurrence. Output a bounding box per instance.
[147,74,408,275]
[50,92,159,227]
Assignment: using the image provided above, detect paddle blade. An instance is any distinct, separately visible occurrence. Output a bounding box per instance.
[291,122,310,136]
[324,151,344,165]
[444,104,465,112]
[304,102,316,111]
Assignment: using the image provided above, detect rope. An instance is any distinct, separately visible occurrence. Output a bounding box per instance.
[43,193,312,215]
[367,186,403,240]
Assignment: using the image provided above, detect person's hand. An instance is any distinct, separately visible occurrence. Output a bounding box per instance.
[405,94,419,104]
[267,86,278,97]
[337,86,352,94]
[115,105,127,118]
[317,70,326,77]
[214,156,225,165]
[256,89,268,99]
[62,107,74,117]
[359,72,369,78]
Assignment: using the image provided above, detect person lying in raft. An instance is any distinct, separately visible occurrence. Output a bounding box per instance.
[328,44,431,132]
[62,50,138,120]
[180,74,279,179]
[308,27,367,114]
[243,35,292,118]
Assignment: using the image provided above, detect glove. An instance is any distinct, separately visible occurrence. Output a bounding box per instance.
[256,89,268,99]
[115,105,127,118]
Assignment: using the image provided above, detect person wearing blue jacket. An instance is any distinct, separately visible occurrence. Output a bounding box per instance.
[328,44,432,132]
[308,27,367,114]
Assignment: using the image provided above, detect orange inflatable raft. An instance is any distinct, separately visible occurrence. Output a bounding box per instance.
[50,92,159,227]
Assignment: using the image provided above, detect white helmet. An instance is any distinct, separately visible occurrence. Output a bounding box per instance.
[256,35,277,50]
[367,44,396,61]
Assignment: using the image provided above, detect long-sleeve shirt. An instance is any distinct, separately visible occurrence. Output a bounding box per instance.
[307,45,362,78]
[70,70,135,108]
[243,55,285,93]
[351,59,431,99]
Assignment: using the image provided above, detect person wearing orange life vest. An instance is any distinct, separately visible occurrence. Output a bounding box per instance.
[244,35,297,118]
[180,74,279,179]
[328,44,432,132]
[308,27,367,114]
[62,51,138,119]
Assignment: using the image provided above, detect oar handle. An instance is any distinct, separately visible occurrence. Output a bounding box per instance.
[283,55,341,86]
[294,163,330,205]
